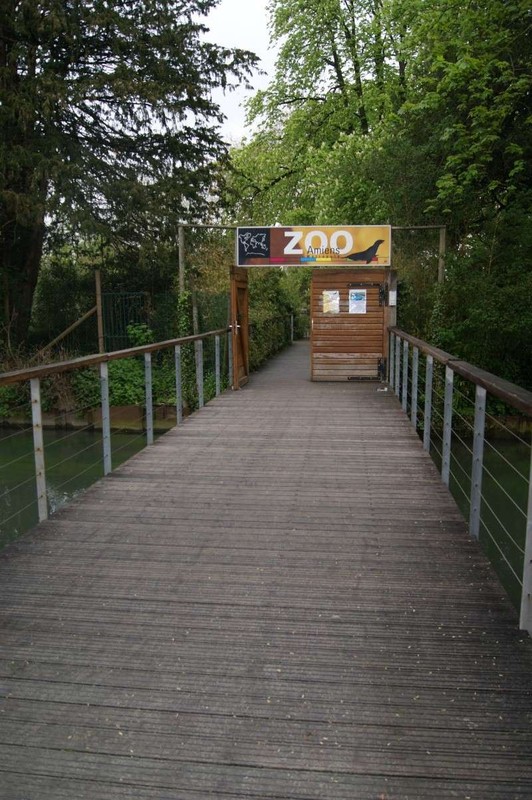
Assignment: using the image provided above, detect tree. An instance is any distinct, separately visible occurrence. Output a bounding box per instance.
[0,0,257,345]
[225,0,532,387]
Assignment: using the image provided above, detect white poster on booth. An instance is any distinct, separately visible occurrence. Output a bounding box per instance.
[323,290,340,314]
[349,289,367,314]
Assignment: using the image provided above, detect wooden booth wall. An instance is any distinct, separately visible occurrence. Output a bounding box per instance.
[310,269,396,381]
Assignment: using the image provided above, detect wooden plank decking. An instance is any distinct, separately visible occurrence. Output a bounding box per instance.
[0,340,531,799]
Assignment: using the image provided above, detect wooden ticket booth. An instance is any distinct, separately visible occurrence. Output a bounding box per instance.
[311,268,397,381]
[233,225,395,387]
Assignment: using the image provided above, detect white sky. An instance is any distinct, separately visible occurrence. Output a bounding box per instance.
[204,0,276,143]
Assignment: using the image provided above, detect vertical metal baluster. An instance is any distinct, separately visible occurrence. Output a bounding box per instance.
[389,333,395,386]
[519,448,532,633]
[30,378,48,522]
[402,340,409,412]
[290,314,294,343]
[394,336,401,397]
[411,347,419,429]
[195,339,204,409]
[174,345,182,425]
[442,366,454,487]
[144,353,154,445]
[215,335,221,397]
[228,330,233,390]
[423,355,434,452]
[469,386,486,539]
[100,363,112,475]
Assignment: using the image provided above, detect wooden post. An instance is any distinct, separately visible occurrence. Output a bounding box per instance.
[95,269,105,353]
[438,226,446,284]
[178,225,185,294]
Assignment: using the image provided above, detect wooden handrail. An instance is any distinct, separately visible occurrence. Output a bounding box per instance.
[0,328,230,387]
[390,327,532,416]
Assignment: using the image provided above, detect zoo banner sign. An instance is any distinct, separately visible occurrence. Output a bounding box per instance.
[236,225,391,267]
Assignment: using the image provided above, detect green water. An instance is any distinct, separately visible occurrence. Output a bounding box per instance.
[433,435,530,611]
[0,426,151,548]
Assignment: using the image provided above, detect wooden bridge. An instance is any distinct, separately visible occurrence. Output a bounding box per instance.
[1,340,531,799]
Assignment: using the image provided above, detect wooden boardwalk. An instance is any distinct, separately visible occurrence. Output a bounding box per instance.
[1,341,531,799]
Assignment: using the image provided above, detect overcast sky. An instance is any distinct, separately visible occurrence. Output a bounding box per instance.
[205,0,277,143]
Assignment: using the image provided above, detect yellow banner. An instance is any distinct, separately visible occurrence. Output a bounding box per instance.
[237,225,391,267]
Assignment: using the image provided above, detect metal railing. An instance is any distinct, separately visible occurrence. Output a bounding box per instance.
[389,327,532,634]
[0,328,231,540]
[0,313,301,547]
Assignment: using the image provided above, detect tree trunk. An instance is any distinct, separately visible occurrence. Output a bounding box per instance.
[1,206,46,346]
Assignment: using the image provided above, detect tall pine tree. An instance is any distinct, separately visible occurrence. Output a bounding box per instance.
[0,0,256,344]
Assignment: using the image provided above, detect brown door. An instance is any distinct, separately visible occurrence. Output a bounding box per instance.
[230,267,250,389]
[311,269,391,381]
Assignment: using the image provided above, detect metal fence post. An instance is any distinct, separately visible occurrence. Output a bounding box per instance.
[402,340,409,412]
[290,314,294,343]
[215,335,221,397]
[100,363,112,475]
[519,449,532,633]
[30,378,48,522]
[423,355,434,452]
[228,330,233,390]
[144,353,154,445]
[442,366,454,487]
[389,332,395,386]
[411,347,419,429]
[469,385,486,539]
[394,335,401,396]
[174,345,182,425]
[195,339,204,409]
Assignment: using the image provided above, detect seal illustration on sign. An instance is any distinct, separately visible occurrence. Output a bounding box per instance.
[347,239,385,264]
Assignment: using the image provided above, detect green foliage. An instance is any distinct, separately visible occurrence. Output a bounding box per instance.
[108,360,146,406]
[0,385,28,421]
[0,0,258,343]
[224,0,532,390]
[126,323,154,347]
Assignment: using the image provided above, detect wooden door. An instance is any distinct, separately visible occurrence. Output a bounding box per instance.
[311,269,392,381]
[230,267,249,389]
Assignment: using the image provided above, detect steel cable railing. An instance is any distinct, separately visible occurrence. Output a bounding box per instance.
[389,327,532,633]
[0,327,231,547]
[0,318,300,549]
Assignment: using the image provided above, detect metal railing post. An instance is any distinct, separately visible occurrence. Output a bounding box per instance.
[394,335,401,396]
[469,385,486,539]
[411,347,419,429]
[442,366,454,487]
[215,335,221,397]
[30,378,48,522]
[402,340,409,412]
[228,330,233,390]
[423,355,434,452]
[174,345,182,425]
[290,314,294,343]
[100,363,112,475]
[144,353,154,445]
[389,332,395,386]
[519,449,532,633]
[195,339,204,409]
